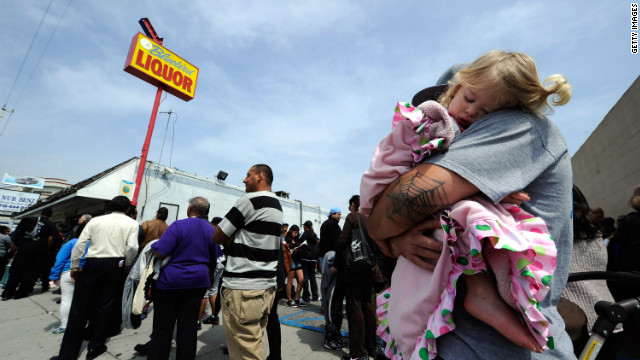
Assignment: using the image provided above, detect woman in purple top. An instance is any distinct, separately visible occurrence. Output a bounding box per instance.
[148,197,222,360]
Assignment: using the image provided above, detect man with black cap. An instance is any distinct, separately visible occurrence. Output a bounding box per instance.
[2,207,57,300]
[299,220,319,303]
[368,64,575,359]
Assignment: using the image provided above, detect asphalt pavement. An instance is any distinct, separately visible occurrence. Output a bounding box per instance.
[0,275,349,360]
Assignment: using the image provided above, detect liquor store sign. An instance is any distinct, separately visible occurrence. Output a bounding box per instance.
[124,33,199,101]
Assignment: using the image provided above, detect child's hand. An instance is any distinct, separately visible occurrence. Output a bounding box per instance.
[501,191,530,205]
[388,219,443,271]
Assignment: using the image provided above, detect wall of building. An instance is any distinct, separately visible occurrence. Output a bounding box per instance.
[133,161,334,228]
[571,76,640,220]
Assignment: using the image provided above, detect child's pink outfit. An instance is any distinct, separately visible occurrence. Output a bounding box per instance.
[361,101,557,360]
[359,101,458,217]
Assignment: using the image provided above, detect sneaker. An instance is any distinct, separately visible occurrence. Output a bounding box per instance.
[202,316,215,324]
[324,339,343,350]
[296,299,307,307]
[51,327,66,334]
[287,300,298,307]
[197,321,202,331]
[212,316,219,325]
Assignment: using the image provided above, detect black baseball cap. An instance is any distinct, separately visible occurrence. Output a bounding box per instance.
[411,63,467,106]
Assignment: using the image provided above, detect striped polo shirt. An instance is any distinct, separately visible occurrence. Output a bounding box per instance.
[218,191,283,290]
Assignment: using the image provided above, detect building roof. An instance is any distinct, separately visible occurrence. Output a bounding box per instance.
[14,157,137,217]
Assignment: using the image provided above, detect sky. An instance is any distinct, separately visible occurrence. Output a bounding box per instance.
[0,0,638,214]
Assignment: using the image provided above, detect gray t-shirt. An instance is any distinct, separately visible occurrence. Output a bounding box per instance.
[426,109,576,359]
[0,233,12,257]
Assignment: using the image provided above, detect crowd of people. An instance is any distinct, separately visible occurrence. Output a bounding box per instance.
[1,51,640,360]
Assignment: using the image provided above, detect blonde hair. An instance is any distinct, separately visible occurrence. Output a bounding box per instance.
[629,185,640,211]
[438,50,572,116]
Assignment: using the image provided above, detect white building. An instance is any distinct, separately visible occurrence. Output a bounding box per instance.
[12,158,334,230]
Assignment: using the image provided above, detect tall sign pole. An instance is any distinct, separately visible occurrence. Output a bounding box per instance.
[131,19,162,206]
[124,18,199,206]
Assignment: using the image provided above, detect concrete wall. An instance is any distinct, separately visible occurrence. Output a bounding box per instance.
[572,76,640,220]
[133,161,336,228]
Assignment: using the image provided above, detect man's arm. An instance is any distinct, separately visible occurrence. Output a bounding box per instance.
[124,223,139,267]
[212,228,233,247]
[368,163,479,241]
[70,223,90,269]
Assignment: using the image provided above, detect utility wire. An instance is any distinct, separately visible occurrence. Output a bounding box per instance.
[2,0,54,108]
[158,110,173,164]
[169,112,177,167]
[0,0,73,137]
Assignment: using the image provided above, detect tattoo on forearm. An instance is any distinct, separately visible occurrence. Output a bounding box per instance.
[385,171,449,225]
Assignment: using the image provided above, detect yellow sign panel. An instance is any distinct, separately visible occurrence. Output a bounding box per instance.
[124,33,198,101]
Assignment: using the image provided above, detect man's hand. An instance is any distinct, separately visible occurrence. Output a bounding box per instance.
[501,191,530,205]
[387,219,444,271]
[70,267,81,283]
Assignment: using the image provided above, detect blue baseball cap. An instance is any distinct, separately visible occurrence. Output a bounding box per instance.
[328,207,341,216]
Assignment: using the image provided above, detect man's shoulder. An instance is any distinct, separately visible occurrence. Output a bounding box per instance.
[246,191,282,211]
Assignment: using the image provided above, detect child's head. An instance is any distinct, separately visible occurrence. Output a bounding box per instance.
[439,50,572,129]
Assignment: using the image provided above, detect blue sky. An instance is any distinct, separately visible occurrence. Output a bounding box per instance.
[1,1,638,214]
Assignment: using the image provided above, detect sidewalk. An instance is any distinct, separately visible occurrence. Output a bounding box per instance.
[0,282,349,359]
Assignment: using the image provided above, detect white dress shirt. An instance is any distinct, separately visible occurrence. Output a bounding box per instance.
[71,212,139,268]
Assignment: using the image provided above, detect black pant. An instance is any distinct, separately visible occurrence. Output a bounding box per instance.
[301,260,318,301]
[2,249,45,298]
[325,271,345,342]
[148,287,206,360]
[266,289,282,360]
[40,250,57,290]
[58,258,124,360]
[345,281,377,358]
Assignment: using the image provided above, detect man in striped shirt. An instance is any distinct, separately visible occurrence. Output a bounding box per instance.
[213,164,283,360]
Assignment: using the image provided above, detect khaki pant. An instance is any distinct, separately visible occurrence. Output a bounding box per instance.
[221,287,276,360]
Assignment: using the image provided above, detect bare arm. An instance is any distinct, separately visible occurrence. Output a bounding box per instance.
[212,229,233,247]
[367,163,479,242]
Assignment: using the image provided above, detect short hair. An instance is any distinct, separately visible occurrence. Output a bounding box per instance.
[252,164,273,186]
[81,214,92,223]
[125,205,138,218]
[210,216,223,225]
[157,207,169,221]
[189,197,210,217]
[41,208,53,217]
[109,196,132,213]
[349,195,360,211]
[438,50,572,116]
[0,225,8,233]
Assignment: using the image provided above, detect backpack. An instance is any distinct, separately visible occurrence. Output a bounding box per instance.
[344,214,376,272]
[24,217,43,242]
